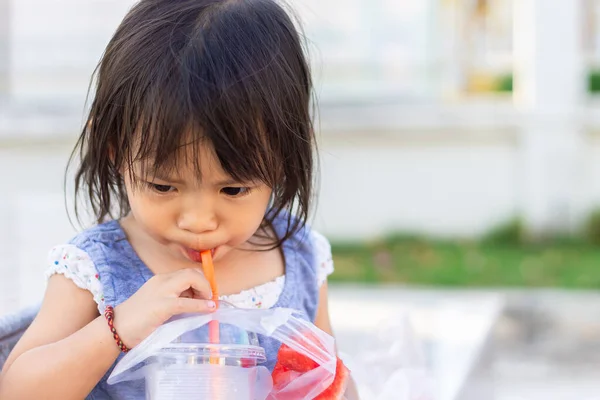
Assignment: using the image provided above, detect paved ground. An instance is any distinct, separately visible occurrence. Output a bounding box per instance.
[330,287,600,400]
[458,290,600,400]
[328,285,503,400]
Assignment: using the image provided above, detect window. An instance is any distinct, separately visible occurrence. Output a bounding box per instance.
[584,0,600,94]
[296,0,437,103]
[7,0,136,106]
[0,0,9,103]
[438,0,514,96]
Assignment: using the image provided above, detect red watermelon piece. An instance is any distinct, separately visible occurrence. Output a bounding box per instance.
[271,362,291,388]
[276,343,319,372]
[272,336,350,399]
[314,357,350,400]
[271,362,305,396]
[276,330,329,373]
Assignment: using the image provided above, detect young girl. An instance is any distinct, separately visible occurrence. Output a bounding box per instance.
[0,0,356,398]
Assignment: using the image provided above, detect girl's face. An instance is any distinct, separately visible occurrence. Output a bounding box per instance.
[123,143,272,263]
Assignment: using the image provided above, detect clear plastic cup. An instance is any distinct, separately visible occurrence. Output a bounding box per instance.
[144,302,268,399]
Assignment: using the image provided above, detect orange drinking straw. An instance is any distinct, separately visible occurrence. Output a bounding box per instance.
[200,250,219,364]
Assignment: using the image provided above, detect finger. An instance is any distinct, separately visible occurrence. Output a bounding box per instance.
[181,287,210,300]
[166,268,213,299]
[166,297,217,316]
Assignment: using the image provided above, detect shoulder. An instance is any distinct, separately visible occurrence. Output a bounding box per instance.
[45,244,105,313]
[67,220,125,248]
[43,221,122,314]
[272,211,335,285]
[308,229,334,286]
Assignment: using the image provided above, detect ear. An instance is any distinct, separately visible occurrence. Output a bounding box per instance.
[267,191,275,209]
[107,144,122,175]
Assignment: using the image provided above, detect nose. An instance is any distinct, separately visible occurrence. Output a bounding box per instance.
[177,201,218,234]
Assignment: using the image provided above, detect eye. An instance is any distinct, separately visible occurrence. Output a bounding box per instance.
[221,187,250,197]
[149,183,175,193]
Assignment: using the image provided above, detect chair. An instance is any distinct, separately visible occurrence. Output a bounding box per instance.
[0,306,38,369]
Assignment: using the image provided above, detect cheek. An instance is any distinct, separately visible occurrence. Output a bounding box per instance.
[224,191,272,238]
[127,190,174,230]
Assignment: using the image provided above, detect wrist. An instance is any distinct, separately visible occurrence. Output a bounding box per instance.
[104,305,131,353]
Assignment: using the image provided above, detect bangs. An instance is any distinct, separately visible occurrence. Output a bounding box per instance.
[102,0,311,188]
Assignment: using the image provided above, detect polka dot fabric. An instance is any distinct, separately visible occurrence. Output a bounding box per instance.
[45,244,106,313]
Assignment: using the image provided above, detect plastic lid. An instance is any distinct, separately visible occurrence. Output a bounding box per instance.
[155,301,266,364]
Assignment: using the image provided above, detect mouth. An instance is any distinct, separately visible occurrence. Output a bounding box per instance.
[185,247,216,263]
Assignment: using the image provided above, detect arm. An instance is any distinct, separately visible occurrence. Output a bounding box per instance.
[0,266,215,400]
[0,275,120,399]
[314,282,360,400]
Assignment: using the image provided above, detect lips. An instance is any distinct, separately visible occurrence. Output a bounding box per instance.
[185,248,216,263]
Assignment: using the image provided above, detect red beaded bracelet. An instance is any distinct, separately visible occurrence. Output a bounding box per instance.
[104,305,130,353]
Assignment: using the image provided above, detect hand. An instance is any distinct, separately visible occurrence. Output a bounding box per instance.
[113,268,215,348]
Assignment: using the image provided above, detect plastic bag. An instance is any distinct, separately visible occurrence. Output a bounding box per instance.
[108,306,339,399]
[340,313,434,400]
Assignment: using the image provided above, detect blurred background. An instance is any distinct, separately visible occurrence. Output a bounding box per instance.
[2,0,600,399]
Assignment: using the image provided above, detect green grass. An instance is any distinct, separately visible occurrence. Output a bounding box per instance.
[483,70,600,94]
[330,236,600,288]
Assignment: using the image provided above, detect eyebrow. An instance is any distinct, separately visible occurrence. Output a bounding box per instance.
[150,171,244,187]
[214,178,243,186]
[130,166,182,185]
[151,172,186,185]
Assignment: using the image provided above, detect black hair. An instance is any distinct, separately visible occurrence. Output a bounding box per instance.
[69,0,316,246]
